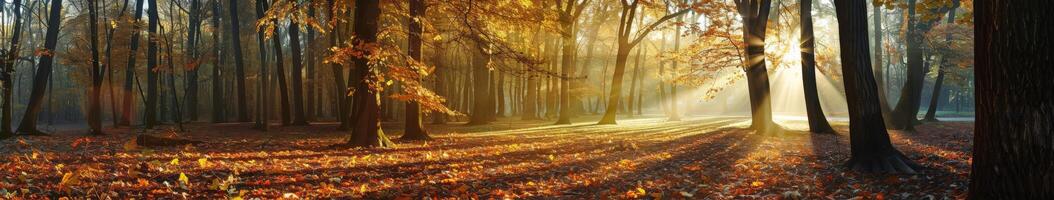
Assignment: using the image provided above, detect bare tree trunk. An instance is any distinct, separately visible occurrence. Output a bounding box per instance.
[145,0,160,128]
[402,0,430,140]
[346,0,393,148]
[289,21,309,125]
[228,0,249,122]
[737,0,776,133]
[210,0,226,123]
[186,0,202,121]
[253,0,270,130]
[971,1,1054,197]
[834,0,918,174]
[923,3,958,122]
[800,0,834,133]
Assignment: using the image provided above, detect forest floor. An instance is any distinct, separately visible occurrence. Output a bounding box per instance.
[0,115,973,199]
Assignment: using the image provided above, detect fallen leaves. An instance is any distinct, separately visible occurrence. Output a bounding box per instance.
[0,119,973,199]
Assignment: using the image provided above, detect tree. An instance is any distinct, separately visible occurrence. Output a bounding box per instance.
[833,0,918,173]
[970,0,1054,198]
[922,0,959,122]
[289,20,309,125]
[210,0,226,123]
[345,0,394,147]
[121,0,144,126]
[800,0,834,134]
[734,0,777,133]
[87,0,106,135]
[553,0,589,125]
[597,0,693,125]
[253,0,270,130]
[186,0,203,121]
[16,0,63,135]
[888,0,955,130]
[401,0,430,140]
[145,0,160,128]
[1,0,25,137]
[228,0,249,122]
[466,46,493,125]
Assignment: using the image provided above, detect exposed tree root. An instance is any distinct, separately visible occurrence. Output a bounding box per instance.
[845,153,923,174]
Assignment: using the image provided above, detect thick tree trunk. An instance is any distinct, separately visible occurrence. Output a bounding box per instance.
[800,0,834,134]
[466,49,492,125]
[228,0,249,122]
[834,0,918,174]
[17,0,63,135]
[969,1,1054,198]
[402,0,429,140]
[346,0,393,148]
[738,0,776,133]
[289,22,309,125]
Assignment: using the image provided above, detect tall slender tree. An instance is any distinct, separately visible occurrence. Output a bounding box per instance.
[253,0,270,130]
[16,0,63,135]
[923,0,959,122]
[211,0,226,123]
[228,0,249,122]
[87,0,106,135]
[186,0,203,121]
[120,0,144,126]
[800,0,834,134]
[734,0,777,133]
[289,21,309,125]
[970,0,1054,198]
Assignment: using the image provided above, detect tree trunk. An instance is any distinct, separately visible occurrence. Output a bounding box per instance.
[738,0,776,133]
[16,0,63,135]
[210,0,226,123]
[970,1,1054,198]
[834,0,918,174]
[326,0,349,130]
[871,2,892,125]
[87,0,105,135]
[466,48,492,125]
[186,0,202,121]
[402,0,430,140]
[228,0,249,122]
[1,0,25,137]
[144,0,160,128]
[271,26,291,125]
[253,0,270,130]
[346,0,393,148]
[800,0,834,134]
[289,22,309,125]
[306,6,317,121]
[923,4,958,122]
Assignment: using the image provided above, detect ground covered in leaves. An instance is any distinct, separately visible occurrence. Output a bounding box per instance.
[0,116,973,199]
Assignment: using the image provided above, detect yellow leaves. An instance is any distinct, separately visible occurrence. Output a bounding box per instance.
[198,158,211,168]
[179,172,190,186]
[750,181,765,187]
[170,158,180,166]
[58,172,80,188]
[432,35,443,42]
[547,154,556,161]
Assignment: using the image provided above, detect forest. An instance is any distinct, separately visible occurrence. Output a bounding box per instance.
[0,0,1050,199]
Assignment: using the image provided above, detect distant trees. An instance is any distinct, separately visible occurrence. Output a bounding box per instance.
[597,0,693,125]
[16,0,63,135]
[833,0,918,173]
[87,0,105,135]
[970,1,1054,198]
[401,0,430,140]
[0,0,25,137]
